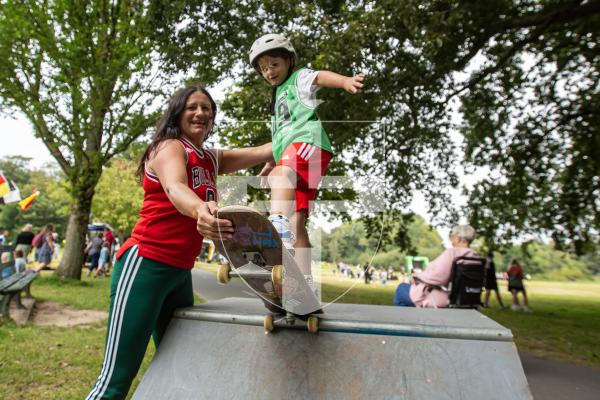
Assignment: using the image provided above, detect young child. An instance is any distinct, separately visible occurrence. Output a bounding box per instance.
[1,252,12,279]
[14,249,26,273]
[96,241,110,277]
[249,33,365,288]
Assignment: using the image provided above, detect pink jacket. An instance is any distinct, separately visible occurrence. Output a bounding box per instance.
[409,247,478,308]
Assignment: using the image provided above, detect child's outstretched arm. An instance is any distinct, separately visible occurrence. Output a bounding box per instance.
[314,71,365,94]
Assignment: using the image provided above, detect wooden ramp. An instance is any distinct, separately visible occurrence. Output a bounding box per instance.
[132,298,532,400]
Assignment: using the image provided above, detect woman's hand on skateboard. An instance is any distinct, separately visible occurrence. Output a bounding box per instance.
[196,201,234,241]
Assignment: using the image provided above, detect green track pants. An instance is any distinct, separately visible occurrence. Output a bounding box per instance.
[86,245,193,400]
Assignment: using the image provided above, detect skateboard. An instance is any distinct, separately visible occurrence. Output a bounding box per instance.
[214,205,322,333]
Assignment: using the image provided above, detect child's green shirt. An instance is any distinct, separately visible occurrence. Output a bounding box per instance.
[271,68,334,162]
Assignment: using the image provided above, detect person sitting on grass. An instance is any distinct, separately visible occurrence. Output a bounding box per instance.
[393,225,479,308]
[507,259,532,313]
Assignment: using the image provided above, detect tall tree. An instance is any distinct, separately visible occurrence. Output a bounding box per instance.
[216,1,600,253]
[0,0,250,278]
[453,0,600,254]
[91,157,143,238]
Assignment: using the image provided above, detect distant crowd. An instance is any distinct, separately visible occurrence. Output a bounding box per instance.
[0,223,120,279]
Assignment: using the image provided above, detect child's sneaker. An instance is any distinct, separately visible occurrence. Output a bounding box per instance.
[268,214,295,251]
[511,304,520,311]
[522,306,533,313]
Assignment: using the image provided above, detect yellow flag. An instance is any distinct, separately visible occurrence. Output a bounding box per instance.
[19,191,40,210]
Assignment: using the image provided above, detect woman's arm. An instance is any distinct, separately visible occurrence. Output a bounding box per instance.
[147,140,233,240]
[216,142,273,175]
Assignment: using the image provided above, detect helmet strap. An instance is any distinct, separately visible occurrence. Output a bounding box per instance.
[269,85,277,116]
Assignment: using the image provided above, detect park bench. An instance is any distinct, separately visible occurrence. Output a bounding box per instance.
[0,270,38,320]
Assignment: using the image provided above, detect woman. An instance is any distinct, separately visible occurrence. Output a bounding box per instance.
[393,225,479,308]
[35,224,55,271]
[86,83,274,400]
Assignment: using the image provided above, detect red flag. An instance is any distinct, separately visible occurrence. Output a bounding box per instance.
[19,190,39,210]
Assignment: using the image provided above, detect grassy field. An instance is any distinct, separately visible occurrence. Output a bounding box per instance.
[0,264,598,399]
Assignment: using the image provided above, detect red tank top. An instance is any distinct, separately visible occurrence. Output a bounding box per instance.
[116,137,218,269]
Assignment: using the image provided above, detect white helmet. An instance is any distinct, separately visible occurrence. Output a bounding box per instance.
[249,33,297,69]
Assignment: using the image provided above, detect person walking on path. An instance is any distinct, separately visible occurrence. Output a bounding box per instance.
[85,83,274,400]
[507,259,532,312]
[483,250,506,309]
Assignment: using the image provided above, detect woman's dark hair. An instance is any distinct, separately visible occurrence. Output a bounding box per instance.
[41,224,54,235]
[136,83,217,181]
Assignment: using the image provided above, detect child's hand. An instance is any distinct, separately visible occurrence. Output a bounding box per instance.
[258,161,275,188]
[344,73,365,94]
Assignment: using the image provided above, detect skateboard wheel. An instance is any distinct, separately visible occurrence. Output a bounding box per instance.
[307,315,319,333]
[217,263,231,284]
[271,265,283,286]
[264,315,274,333]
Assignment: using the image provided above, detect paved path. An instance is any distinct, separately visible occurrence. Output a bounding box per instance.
[191,269,600,399]
[521,354,600,400]
[192,269,255,301]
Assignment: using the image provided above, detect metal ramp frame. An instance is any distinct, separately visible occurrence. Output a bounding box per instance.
[132,298,532,400]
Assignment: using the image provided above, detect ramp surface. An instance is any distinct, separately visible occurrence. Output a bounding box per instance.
[133,298,532,400]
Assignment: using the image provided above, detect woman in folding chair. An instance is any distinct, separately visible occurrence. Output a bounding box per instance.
[393,225,479,308]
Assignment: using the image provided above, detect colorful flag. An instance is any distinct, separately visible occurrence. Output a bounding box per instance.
[19,190,39,210]
[0,173,10,197]
[2,180,21,204]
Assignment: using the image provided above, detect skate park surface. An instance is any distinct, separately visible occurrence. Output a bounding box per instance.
[133,269,600,399]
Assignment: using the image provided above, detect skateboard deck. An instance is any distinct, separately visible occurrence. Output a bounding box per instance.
[214,205,322,319]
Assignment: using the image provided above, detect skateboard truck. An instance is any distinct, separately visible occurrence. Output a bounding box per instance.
[217,263,283,288]
[263,313,319,334]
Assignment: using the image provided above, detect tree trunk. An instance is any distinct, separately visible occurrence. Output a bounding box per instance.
[56,196,93,280]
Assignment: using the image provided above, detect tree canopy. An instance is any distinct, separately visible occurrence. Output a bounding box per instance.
[213,0,600,254]
[0,0,248,278]
[1,0,598,281]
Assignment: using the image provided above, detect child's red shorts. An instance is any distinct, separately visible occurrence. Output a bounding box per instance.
[276,142,333,214]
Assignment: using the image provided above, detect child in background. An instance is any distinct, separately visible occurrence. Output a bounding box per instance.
[96,241,110,277]
[249,33,365,289]
[1,252,12,279]
[14,249,26,273]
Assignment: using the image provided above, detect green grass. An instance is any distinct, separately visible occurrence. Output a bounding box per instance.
[0,271,154,400]
[1,265,599,399]
[479,280,600,368]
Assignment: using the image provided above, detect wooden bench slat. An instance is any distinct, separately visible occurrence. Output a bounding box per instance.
[1,271,38,320]
[3,273,38,293]
[0,271,28,292]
